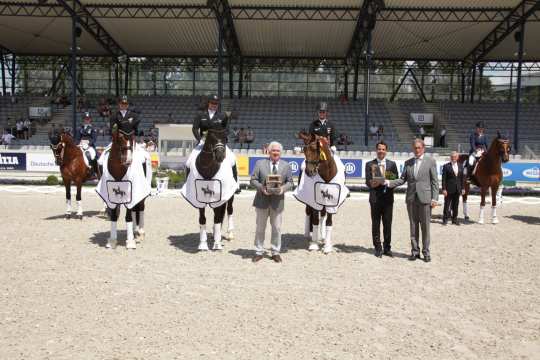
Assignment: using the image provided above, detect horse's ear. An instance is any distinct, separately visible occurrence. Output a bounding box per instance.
[298,131,310,144]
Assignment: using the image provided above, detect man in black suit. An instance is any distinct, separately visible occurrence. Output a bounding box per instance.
[442,151,465,225]
[365,141,399,258]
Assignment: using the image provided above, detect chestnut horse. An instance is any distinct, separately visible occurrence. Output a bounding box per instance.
[50,131,94,219]
[106,128,147,249]
[195,128,236,251]
[298,131,337,253]
[459,132,511,224]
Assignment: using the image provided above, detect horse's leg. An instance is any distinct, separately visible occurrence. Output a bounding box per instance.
[323,213,334,254]
[319,208,327,241]
[478,187,486,224]
[496,182,503,207]
[125,208,136,249]
[309,208,320,251]
[225,196,235,240]
[462,182,469,220]
[106,206,119,249]
[75,182,83,219]
[491,185,499,224]
[64,180,72,219]
[198,208,209,251]
[304,206,312,237]
[212,204,226,250]
[134,201,146,242]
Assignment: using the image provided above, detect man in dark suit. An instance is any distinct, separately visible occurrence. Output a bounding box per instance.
[442,151,465,225]
[365,141,399,258]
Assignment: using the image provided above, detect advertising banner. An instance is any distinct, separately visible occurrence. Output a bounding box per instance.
[26,153,58,172]
[0,152,26,170]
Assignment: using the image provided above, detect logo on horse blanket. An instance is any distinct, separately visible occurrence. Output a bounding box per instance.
[195,179,222,204]
[106,180,132,205]
[314,182,341,207]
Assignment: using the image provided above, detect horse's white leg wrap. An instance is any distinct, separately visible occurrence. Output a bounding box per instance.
[76,200,83,216]
[309,225,320,251]
[496,186,503,206]
[212,223,223,250]
[135,212,145,242]
[226,214,234,240]
[304,215,311,238]
[106,221,118,249]
[478,206,485,224]
[66,199,72,214]
[126,222,136,249]
[468,154,475,166]
[463,202,468,218]
[198,224,208,251]
[319,215,327,241]
[491,206,499,224]
[323,226,333,254]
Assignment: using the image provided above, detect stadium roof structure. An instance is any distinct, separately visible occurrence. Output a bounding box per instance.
[0,0,539,63]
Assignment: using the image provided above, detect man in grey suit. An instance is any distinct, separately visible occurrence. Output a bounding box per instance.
[250,141,294,263]
[385,139,439,262]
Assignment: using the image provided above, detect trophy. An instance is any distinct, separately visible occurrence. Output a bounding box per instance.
[265,174,282,195]
[370,163,386,188]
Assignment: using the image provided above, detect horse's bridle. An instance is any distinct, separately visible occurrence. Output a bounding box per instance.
[50,141,65,166]
[116,129,135,165]
[201,129,226,161]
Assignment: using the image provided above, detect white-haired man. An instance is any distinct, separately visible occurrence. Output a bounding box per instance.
[250,141,294,263]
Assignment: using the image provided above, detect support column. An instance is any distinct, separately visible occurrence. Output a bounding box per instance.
[344,67,349,99]
[478,63,484,103]
[71,15,78,133]
[114,60,119,96]
[238,58,243,99]
[0,52,6,96]
[11,55,16,95]
[460,63,465,103]
[217,16,224,100]
[514,23,525,153]
[363,30,373,146]
[229,58,234,98]
[124,57,130,95]
[470,63,476,103]
[353,60,359,100]
[508,63,514,102]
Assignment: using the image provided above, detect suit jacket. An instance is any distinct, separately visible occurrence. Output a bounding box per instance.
[192,110,229,141]
[250,159,294,212]
[309,119,337,146]
[365,158,398,204]
[442,162,464,194]
[110,109,140,134]
[388,155,439,205]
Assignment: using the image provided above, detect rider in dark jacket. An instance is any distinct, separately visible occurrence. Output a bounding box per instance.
[192,94,230,143]
[76,112,99,176]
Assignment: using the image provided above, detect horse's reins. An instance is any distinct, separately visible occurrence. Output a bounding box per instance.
[50,142,65,165]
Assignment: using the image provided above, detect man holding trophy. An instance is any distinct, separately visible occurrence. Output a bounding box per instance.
[365,141,399,258]
[250,141,294,263]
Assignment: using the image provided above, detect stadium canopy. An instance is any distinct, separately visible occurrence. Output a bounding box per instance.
[0,0,539,62]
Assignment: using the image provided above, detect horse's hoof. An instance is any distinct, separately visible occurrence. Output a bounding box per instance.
[126,240,137,249]
[77,214,83,220]
[225,232,234,241]
[65,214,71,220]
[492,218,499,224]
[478,219,484,225]
[106,239,117,249]
[464,216,470,220]
[212,243,223,250]
[135,231,145,243]
[198,242,209,251]
[323,246,333,254]
[308,242,319,251]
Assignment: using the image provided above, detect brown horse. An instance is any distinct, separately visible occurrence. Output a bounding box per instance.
[459,132,511,224]
[194,128,236,251]
[105,128,147,249]
[50,131,93,219]
[298,131,337,253]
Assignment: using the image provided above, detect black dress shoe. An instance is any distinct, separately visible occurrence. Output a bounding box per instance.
[252,255,264,263]
[423,255,431,263]
[383,250,393,257]
[374,248,383,258]
[408,254,421,261]
[452,219,460,225]
[442,219,448,225]
[271,254,282,263]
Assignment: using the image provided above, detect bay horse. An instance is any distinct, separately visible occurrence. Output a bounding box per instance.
[459,132,511,224]
[105,128,147,249]
[298,131,337,253]
[50,131,95,219]
[195,128,236,251]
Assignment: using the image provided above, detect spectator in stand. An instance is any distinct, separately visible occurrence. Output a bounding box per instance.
[439,125,447,147]
[377,125,385,140]
[232,127,240,143]
[245,126,255,149]
[369,123,379,141]
[339,92,349,105]
[16,119,24,139]
[1,129,16,145]
[238,127,247,149]
[23,118,31,140]
[418,125,426,140]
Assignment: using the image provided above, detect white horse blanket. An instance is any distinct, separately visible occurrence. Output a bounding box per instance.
[95,148,151,209]
[293,154,349,214]
[181,144,238,209]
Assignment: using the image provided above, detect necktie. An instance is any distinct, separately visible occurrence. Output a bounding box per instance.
[272,162,278,175]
